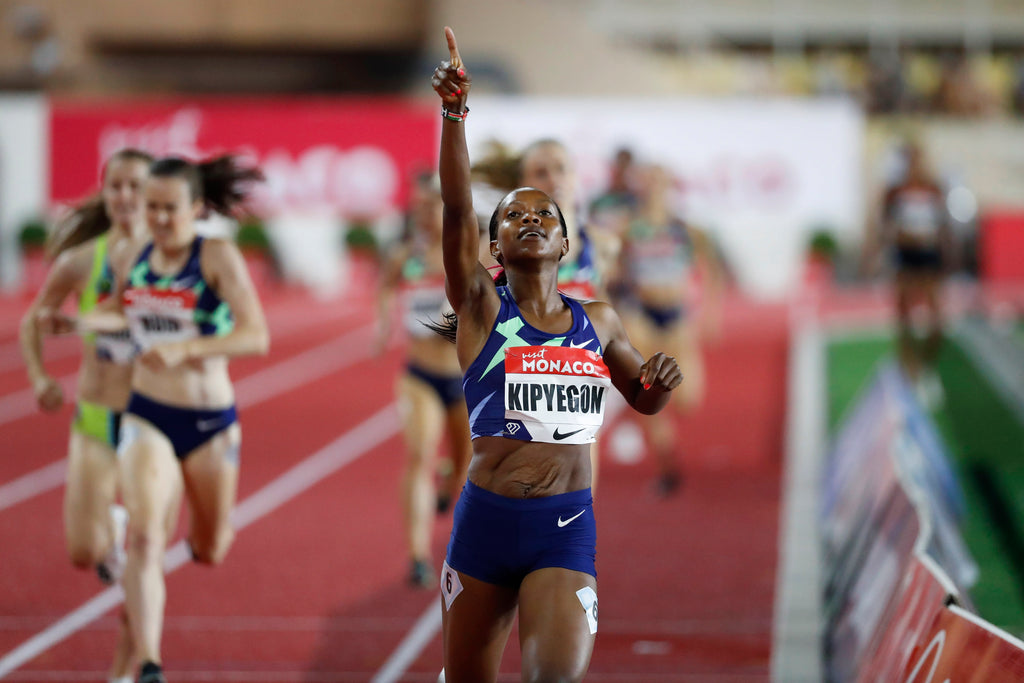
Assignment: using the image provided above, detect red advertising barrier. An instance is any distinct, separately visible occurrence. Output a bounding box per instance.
[857,557,955,682]
[921,605,1024,682]
[823,363,1024,681]
[50,98,438,216]
[863,598,1024,682]
[980,210,1024,284]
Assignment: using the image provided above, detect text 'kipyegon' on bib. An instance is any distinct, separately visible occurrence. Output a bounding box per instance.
[502,345,611,445]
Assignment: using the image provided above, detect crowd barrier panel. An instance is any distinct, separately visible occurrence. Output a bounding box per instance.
[820,361,1021,681]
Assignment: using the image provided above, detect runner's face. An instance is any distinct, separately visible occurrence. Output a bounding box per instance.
[102,158,149,230]
[412,189,443,241]
[145,176,201,251]
[521,144,574,208]
[493,189,567,265]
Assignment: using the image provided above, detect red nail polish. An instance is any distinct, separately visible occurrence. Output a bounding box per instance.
[644,383,651,390]
[456,88,462,94]
[458,68,465,77]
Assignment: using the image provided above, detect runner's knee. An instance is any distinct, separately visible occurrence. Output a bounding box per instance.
[127,526,165,564]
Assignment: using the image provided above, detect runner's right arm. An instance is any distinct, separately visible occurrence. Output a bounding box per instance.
[433,27,500,361]
[19,244,92,411]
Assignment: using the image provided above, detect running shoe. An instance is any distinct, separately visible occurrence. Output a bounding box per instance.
[137,661,166,683]
[97,504,128,585]
[409,559,435,589]
[654,469,684,498]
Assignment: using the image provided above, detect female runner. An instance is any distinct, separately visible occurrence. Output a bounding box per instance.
[871,140,954,405]
[20,148,152,682]
[81,155,267,683]
[377,173,471,587]
[432,28,682,681]
[617,163,723,495]
[475,138,617,491]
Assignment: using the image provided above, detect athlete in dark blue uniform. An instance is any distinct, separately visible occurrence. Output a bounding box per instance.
[431,28,683,683]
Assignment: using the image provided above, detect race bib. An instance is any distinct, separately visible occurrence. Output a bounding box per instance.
[95,328,138,364]
[404,285,450,338]
[124,288,200,350]
[503,345,611,444]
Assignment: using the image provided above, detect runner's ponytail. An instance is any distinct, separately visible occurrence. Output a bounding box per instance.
[150,154,263,216]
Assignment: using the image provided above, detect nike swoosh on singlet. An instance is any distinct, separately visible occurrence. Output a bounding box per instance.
[553,427,586,440]
[568,339,592,349]
[558,509,586,527]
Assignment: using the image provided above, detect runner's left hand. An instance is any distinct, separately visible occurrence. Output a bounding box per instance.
[639,352,683,392]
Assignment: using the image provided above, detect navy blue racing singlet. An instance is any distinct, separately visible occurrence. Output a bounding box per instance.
[122,237,233,351]
[463,286,610,445]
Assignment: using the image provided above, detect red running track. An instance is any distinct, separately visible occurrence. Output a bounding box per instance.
[0,284,786,682]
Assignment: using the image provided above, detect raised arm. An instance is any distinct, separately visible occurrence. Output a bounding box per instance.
[432,27,498,324]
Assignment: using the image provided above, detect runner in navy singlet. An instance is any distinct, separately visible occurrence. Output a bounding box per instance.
[78,155,267,683]
[431,28,683,683]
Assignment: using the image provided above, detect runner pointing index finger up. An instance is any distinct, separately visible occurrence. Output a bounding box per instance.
[428,26,684,683]
[445,26,461,69]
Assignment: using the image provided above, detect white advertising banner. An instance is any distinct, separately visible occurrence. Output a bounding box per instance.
[465,96,864,298]
[0,94,48,290]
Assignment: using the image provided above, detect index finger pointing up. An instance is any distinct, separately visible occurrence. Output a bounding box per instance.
[444,26,462,69]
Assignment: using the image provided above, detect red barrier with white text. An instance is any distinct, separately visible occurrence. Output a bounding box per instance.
[864,597,1024,682]
[823,364,1024,681]
[49,98,438,216]
[856,557,954,682]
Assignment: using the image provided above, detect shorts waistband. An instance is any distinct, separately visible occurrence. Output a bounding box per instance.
[462,480,593,512]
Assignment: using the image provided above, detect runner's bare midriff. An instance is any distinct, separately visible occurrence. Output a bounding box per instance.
[133,356,234,409]
[77,343,134,409]
[468,436,591,498]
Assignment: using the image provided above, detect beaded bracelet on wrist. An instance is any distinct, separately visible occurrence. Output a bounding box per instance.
[442,106,469,122]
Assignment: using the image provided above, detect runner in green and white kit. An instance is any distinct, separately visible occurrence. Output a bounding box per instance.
[21,148,153,683]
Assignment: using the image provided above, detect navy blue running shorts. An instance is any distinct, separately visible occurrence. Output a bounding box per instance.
[445,480,596,587]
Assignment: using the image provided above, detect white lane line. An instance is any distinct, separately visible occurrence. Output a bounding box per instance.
[0,402,400,678]
[0,302,364,427]
[371,600,442,683]
[770,307,825,682]
[0,322,378,513]
[0,338,79,374]
[0,461,67,514]
[0,377,78,428]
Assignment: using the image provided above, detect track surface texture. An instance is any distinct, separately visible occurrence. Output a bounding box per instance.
[0,278,787,682]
